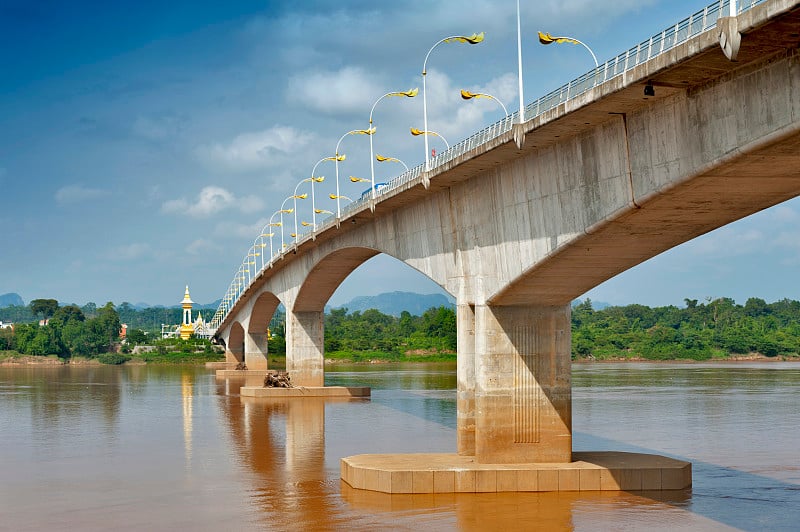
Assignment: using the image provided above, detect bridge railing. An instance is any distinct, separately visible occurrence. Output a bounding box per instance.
[211,0,768,330]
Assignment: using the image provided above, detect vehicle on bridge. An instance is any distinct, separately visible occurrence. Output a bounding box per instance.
[361,182,387,198]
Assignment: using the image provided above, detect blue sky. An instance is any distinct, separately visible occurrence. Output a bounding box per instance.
[2,0,799,308]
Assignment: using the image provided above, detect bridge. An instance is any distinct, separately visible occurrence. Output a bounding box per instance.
[210,0,800,491]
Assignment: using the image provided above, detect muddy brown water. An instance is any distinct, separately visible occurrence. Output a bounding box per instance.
[1,362,798,531]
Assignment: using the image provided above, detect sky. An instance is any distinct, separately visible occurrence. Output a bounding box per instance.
[2,0,799,309]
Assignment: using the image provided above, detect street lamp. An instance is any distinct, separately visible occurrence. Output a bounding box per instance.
[290,180,310,245]
[376,154,409,172]
[460,89,509,116]
[368,89,417,205]
[249,240,265,271]
[277,196,295,252]
[538,31,598,68]
[411,127,449,150]
[309,156,340,230]
[260,212,283,265]
[329,193,352,203]
[422,32,484,170]
[334,128,373,218]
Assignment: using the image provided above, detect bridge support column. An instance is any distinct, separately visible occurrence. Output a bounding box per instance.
[245,332,269,370]
[457,303,476,456]
[286,311,324,387]
[475,304,572,464]
[225,349,242,364]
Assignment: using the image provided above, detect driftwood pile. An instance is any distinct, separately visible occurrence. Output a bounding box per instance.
[235,362,248,370]
[264,371,293,388]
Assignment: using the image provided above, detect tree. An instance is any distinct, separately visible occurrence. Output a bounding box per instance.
[0,327,14,350]
[96,302,121,351]
[51,305,85,327]
[30,299,59,321]
[126,328,148,345]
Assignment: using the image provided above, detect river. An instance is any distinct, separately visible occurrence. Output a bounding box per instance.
[1,362,798,531]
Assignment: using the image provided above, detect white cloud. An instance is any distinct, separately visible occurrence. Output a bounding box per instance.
[770,205,800,223]
[423,70,518,141]
[197,126,314,171]
[287,66,382,115]
[161,186,264,218]
[690,227,763,257]
[213,217,270,239]
[107,243,151,261]
[186,239,219,255]
[55,184,109,204]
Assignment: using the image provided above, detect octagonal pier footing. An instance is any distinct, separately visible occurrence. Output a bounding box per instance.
[341,451,691,493]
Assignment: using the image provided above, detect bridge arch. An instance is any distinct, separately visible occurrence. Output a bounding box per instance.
[249,291,282,334]
[227,321,244,364]
[294,247,380,313]
[293,246,452,312]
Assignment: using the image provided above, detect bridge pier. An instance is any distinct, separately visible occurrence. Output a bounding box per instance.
[245,332,269,370]
[286,310,325,387]
[456,303,476,456]
[475,304,572,464]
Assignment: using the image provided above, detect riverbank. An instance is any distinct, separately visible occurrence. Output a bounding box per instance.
[0,351,225,366]
[4,350,799,366]
[573,353,800,363]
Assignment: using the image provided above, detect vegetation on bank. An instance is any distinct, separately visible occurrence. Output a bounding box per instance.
[3,296,800,364]
[0,300,223,364]
[572,297,800,361]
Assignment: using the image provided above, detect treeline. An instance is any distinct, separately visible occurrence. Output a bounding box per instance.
[573,297,800,360]
[1,301,121,358]
[0,302,217,336]
[5,295,800,363]
[265,306,457,360]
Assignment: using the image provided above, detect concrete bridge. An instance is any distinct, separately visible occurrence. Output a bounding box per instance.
[213,0,800,482]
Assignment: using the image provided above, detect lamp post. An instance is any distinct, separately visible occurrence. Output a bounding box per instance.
[411,127,450,149]
[309,156,340,230]
[368,89,417,204]
[538,31,598,68]
[460,89,509,116]
[290,182,309,245]
[422,32,484,171]
[277,196,294,251]
[375,154,409,172]
[260,212,282,266]
[244,247,258,283]
[329,193,352,203]
[349,176,372,197]
[250,238,265,271]
[516,0,525,123]
[334,128,373,218]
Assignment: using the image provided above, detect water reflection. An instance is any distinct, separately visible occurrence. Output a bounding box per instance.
[216,376,364,529]
[182,372,193,466]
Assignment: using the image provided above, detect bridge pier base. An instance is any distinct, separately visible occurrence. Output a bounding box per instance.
[475,304,572,464]
[287,310,325,387]
[245,332,269,370]
[343,303,690,493]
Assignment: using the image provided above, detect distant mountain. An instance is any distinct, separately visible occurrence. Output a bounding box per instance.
[0,293,24,308]
[335,291,455,317]
[572,298,611,310]
[126,299,222,310]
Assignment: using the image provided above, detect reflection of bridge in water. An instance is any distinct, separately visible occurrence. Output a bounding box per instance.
[211,0,800,492]
[215,376,361,529]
